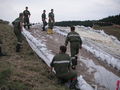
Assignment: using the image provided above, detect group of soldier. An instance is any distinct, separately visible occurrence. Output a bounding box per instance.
[50,26,82,89]
[0,6,83,90]
[41,9,83,89]
[12,7,55,52]
[41,9,55,34]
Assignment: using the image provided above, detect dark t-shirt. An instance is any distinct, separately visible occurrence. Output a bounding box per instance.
[23,10,30,17]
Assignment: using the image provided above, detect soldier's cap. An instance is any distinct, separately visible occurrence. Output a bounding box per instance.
[51,9,53,11]
[70,26,75,31]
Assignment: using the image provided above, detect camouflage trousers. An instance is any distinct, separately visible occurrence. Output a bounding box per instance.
[48,21,54,29]
[42,20,47,30]
[14,28,22,44]
[70,42,80,66]
[56,71,77,81]
[24,17,30,29]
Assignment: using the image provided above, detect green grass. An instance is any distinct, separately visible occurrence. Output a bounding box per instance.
[0,68,28,90]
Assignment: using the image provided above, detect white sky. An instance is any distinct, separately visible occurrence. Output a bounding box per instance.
[0,0,120,23]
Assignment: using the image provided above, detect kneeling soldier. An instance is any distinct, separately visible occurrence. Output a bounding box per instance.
[50,46,78,89]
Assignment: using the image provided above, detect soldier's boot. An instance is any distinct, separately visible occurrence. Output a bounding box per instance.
[47,29,51,34]
[0,47,6,56]
[71,55,78,70]
[70,78,79,90]
[57,79,67,86]
[16,44,21,52]
[24,24,26,29]
[71,58,76,70]
[75,55,78,60]
[28,25,30,29]
[42,27,45,31]
[51,29,54,34]
[72,65,76,70]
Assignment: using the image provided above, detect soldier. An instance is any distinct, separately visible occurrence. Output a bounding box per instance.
[50,46,78,89]
[0,40,6,56]
[41,10,47,31]
[65,26,82,70]
[12,13,24,52]
[23,6,31,29]
[47,9,55,34]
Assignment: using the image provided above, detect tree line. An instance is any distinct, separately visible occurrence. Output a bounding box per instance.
[99,14,120,25]
[55,14,120,27]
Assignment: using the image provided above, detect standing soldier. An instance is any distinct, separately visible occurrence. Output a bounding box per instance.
[12,13,24,52]
[47,9,55,34]
[23,6,31,29]
[41,10,47,31]
[65,26,82,69]
[50,46,78,89]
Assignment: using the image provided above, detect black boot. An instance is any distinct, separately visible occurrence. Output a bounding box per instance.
[16,44,21,52]
[70,79,79,90]
[71,56,77,70]
[42,27,45,31]
[28,25,30,29]
[27,24,30,29]
[24,24,26,29]
[72,65,76,70]
[75,55,78,60]
[57,79,67,86]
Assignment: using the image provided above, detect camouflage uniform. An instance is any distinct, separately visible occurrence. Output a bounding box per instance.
[48,12,55,29]
[12,13,23,52]
[41,11,47,31]
[47,9,55,34]
[50,53,77,81]
[23,9,31,29]
[65,31,82,67]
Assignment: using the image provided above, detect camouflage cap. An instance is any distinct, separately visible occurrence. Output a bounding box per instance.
[70,26,75,31]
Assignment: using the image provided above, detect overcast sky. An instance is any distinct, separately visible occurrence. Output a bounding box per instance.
[0,0,120,22]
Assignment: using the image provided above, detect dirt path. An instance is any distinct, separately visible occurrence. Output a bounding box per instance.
[29,25,120,90]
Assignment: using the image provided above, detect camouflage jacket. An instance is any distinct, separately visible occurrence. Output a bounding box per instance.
[65,31,82,46]
[50,53,71,75]
[48,12,54,22]
[12,17,23,29]
[23,10,30,17]
[42,13,46,21]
